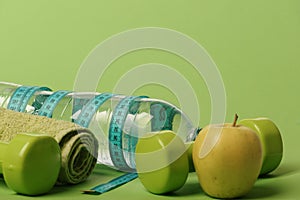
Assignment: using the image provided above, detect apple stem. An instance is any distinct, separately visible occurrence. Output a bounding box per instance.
[232,114,238,127]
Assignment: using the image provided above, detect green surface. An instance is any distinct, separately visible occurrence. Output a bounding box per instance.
[0,0,300,199]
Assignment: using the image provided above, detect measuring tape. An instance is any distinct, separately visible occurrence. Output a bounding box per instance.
[19,86,52,112]
[75,93,115,127]
[108,96,147,171]
[7,86,32,111]
[83,172,138,195]
[7,86,51,112]
[38,90,71,117]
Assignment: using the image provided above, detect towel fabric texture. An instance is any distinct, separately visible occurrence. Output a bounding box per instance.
[0,107,98,185]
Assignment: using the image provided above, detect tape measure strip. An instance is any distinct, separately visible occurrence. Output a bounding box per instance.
[38,90,71,117]
[83,172,138,195]
[75,93,115,128]
[19,86,52,112]
[108,96,143,171]
[122,97,147,169]
[7,86,32,111]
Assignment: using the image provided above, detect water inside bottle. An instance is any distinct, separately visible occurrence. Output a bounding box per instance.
[0,82,21,108]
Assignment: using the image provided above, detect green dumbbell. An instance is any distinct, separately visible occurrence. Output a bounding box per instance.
[0,133,61,196]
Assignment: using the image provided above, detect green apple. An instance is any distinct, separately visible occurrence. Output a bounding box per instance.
[239,117,283,175]
[193,115,263,198]
[135,130,189,194]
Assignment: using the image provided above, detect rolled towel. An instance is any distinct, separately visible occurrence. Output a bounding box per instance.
[0,107,98,185]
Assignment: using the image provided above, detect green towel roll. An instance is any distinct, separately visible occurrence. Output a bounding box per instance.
[0,107,98,185]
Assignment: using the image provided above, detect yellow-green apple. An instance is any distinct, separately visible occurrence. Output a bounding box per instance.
[193,114,263,198]
[239,117,283,175]
[135,130,189,194]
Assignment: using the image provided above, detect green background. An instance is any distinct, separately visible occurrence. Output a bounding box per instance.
[0,0,299,199]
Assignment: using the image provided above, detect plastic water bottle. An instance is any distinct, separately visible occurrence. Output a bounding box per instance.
[0,81,199,172]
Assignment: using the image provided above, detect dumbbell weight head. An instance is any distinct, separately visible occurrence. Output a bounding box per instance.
[0,133,61,196]
[135,130,189,194]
